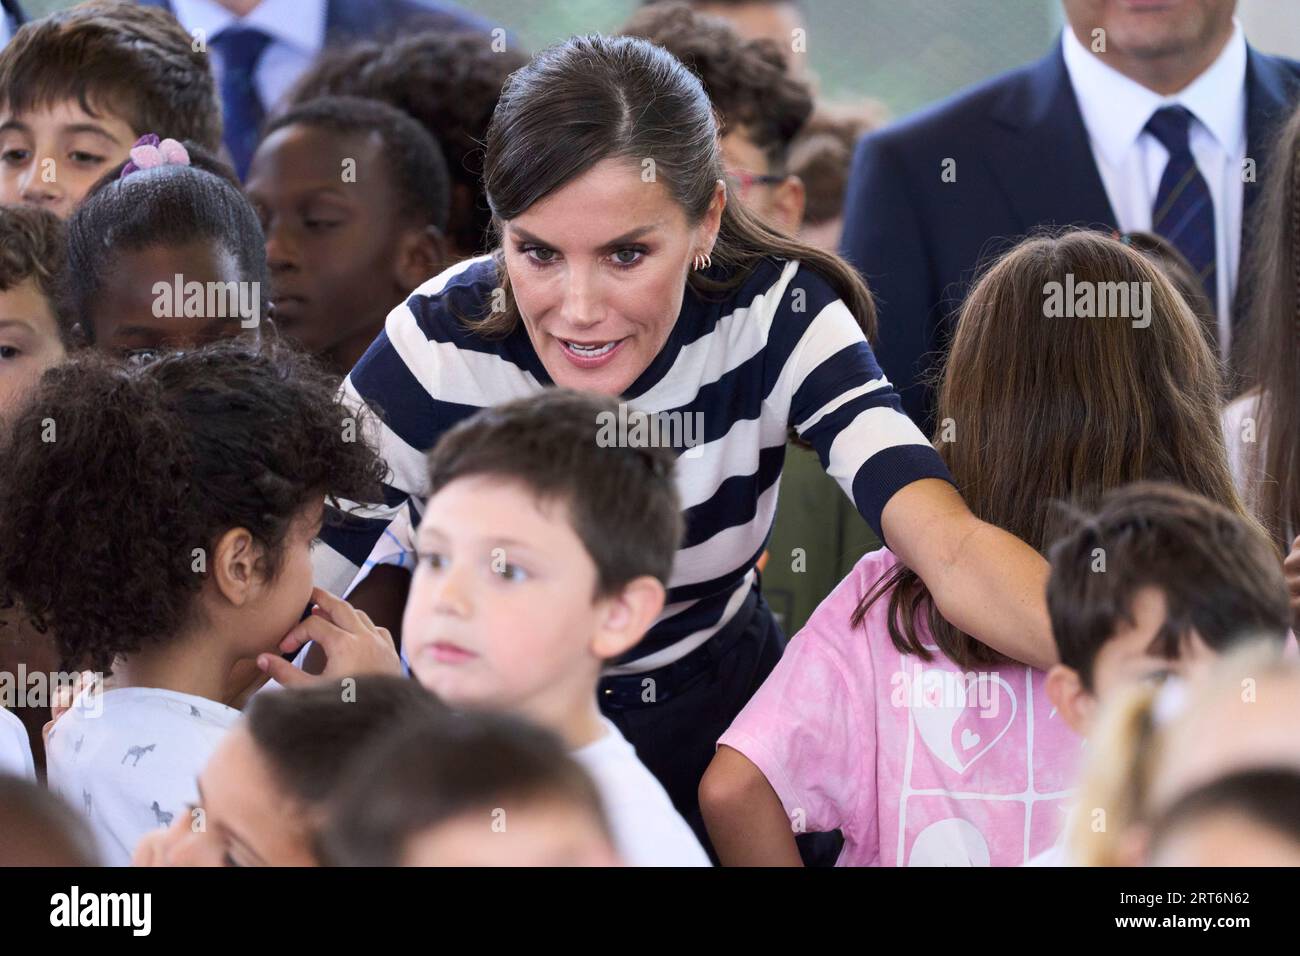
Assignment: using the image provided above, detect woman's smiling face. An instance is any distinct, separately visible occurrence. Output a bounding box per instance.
[502,157,723,396]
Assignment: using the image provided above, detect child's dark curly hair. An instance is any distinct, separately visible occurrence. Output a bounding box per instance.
[287,32,528,256]
[63,142,269,345]
[0,339,386,671]
[621,2,813,171]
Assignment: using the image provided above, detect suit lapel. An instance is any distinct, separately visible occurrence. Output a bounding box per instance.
[1243,49,1297,228]
[983,41,1118,236]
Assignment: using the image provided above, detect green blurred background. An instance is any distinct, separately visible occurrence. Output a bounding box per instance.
[26,1,1300,121]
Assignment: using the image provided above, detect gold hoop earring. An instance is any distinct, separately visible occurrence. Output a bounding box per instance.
[693,252,712,271]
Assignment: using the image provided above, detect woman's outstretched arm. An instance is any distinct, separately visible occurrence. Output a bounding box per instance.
[882,478,1055,670]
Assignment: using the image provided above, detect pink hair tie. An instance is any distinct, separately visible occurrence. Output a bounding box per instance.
[120,134,191,178]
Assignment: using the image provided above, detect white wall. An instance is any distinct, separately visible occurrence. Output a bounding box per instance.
[1239,0,1300,59]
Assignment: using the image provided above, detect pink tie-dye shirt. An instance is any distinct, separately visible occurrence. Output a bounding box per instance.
[720,548,1083,866]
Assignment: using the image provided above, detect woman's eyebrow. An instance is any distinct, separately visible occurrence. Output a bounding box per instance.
[510,223,660,249]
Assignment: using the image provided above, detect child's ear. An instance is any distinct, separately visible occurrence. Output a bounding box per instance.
[1045,663,1094,736]
[393,225,449,294]
[771,175,806,234]
[591,576,667,661]
[210,527,266,607]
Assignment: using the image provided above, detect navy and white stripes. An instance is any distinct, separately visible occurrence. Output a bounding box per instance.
[314,254,953,669]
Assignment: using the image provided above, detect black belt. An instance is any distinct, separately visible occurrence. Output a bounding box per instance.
[598,584,762,709]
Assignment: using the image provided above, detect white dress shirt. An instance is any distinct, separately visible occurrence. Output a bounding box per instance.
[172,0,328,116]
[1062,21,1248,355]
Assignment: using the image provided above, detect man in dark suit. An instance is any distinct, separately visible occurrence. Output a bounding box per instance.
[137,0,498,177]
[841,0,1300,431]
[0,0,24,46]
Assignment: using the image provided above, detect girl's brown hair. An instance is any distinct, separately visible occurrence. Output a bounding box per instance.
[1237,105,1300,548]
[854,229,1256,668]
[476,33,875,339]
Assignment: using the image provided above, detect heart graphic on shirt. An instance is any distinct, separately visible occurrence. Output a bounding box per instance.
[910,670,1017,774]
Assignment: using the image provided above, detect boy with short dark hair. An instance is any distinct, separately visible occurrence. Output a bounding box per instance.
[0,0,221,219]
[245,95,451,376]
[274,389,710,865]
[408,389,707,866]
[1032,480,1291,864]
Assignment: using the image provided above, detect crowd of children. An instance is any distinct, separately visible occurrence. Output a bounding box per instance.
[0,0,1298,869]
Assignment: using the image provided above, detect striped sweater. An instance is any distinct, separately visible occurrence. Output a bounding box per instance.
[313,254,953,671]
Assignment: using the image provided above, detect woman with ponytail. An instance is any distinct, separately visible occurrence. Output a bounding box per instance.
[313,33,1057,848]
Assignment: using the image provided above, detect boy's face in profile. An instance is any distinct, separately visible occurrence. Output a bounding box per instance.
[0,278,65,420]
[0,99,135,219]
[404,476,634,721]
[1048,586,1218,734]
[402,800,622,867]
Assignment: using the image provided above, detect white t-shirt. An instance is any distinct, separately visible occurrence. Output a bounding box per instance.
[46,687,239,866]
[0,706,35,781]
[572,718,710,867]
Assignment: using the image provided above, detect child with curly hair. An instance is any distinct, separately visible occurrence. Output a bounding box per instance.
[0,339,384,865]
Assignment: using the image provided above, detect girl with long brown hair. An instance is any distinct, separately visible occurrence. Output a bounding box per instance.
[703,229,1257,865]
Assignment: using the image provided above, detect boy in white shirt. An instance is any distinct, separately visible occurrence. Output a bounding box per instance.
[267,390,709,866]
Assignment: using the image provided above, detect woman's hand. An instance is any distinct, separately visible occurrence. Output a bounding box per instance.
[881,478,1055,670]
[257,587,403,688]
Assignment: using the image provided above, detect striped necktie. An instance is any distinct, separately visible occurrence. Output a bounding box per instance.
[1145,105,1217,311]
[212,25,272,180]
